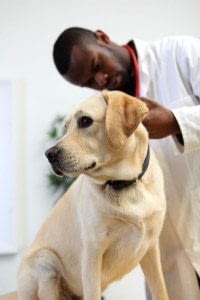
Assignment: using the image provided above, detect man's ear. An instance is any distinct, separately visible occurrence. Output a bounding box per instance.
[102,90,148,150]
[95,30,110,45]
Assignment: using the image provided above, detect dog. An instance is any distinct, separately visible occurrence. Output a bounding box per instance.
[17,90,168,300]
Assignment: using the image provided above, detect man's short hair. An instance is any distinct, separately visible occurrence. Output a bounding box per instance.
[53,27,96,75]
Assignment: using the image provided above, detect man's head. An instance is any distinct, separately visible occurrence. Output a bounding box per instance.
[53,27,133,92]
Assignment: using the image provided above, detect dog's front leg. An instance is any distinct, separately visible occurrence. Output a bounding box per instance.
[81,245,102,300]
[140,240,169,300]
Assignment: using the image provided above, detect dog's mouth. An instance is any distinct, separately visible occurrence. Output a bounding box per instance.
[51,161,97,177]
[51,164,65,177]
[46,146,98,177]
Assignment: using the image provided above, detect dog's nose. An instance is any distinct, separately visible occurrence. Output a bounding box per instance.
[45,146,60,163]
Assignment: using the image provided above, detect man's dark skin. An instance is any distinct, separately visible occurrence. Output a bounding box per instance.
[63,30,181,140]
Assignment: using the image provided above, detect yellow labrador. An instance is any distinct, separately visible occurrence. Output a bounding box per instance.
[17,91,168,300]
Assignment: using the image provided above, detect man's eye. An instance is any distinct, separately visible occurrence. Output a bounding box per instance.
[94,63,100,72]
[78,116,93,128]
[93,59,101,72]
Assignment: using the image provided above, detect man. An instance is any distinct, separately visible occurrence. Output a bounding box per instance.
[53,27,200,299]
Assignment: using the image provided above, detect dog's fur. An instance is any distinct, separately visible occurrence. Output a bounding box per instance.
[17,91,168,300]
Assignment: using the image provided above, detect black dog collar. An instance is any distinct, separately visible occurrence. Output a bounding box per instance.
[106,145,150,191]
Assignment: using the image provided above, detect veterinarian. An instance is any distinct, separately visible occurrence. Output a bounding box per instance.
[53,27,200,300]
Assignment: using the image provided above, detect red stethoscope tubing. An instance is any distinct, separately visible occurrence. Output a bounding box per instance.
[123,44,140,97]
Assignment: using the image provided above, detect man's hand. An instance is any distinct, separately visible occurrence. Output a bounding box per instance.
[139,97,181,139]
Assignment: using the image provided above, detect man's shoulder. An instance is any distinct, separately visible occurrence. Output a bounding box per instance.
[134,35,198,48]
[134,35,199,59]
[153,35,199,47]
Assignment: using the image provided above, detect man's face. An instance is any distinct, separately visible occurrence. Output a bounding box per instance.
[64,42,131,92]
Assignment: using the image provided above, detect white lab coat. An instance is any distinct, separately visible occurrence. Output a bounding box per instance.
[134,36,200,299]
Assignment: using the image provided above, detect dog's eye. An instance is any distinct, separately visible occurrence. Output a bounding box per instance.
[78,116,93,128]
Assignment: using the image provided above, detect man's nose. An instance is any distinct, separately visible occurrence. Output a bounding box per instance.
[45,146,61,163]
[94,72,108,88]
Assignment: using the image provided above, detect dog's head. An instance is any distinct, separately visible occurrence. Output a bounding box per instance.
[45,90,148,179]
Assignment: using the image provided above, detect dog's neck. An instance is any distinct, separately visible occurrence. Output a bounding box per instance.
[86,124,150,189]
[106,144,150,190]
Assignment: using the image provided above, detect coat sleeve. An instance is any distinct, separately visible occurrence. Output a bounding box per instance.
[171,37,200,154]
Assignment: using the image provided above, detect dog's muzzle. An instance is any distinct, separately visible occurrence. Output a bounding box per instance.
[45,146,96,176]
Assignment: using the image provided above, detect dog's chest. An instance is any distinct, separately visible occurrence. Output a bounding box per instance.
[101,218,148,285]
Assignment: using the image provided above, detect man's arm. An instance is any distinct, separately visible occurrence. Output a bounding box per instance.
[141,37,200,154]
[170,37,200,153]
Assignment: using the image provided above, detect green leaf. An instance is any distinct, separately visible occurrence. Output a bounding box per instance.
[47,173,76,191]
[48,127,57,139]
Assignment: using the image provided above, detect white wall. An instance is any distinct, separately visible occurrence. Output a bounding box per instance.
[0,0,199,298]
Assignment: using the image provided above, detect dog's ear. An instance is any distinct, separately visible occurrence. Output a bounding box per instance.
[102,90,148,150]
